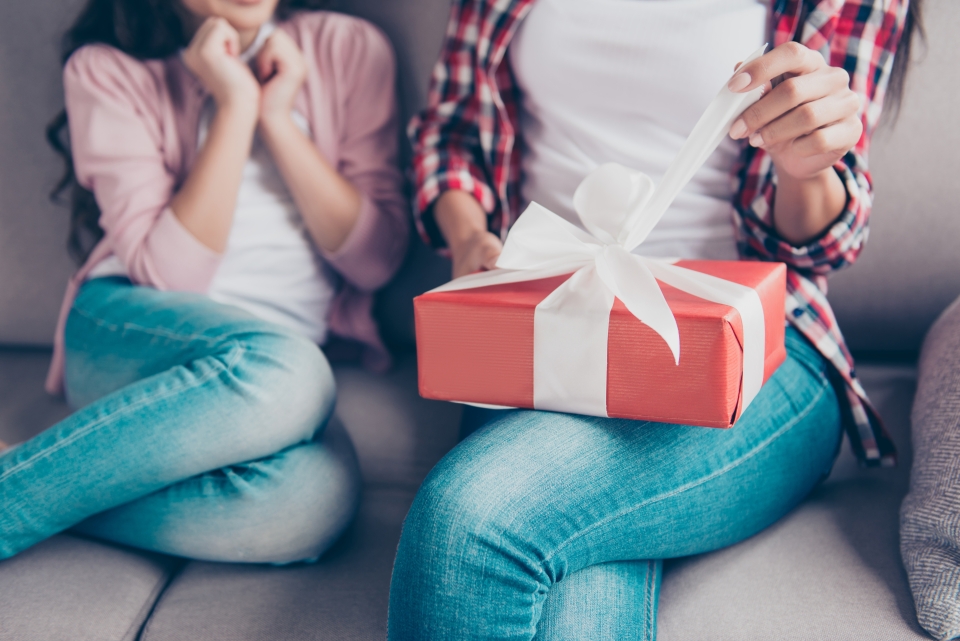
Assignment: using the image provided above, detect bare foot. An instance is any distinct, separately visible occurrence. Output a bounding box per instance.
[0,440,9,452]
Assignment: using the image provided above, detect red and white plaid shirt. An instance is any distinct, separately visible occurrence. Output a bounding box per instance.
[410,0,909,466]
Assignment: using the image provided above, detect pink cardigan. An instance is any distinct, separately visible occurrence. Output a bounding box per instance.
[46,11,409,395]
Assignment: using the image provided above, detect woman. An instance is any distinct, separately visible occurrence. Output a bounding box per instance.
[389,0,917,638]
[0,0,408,563]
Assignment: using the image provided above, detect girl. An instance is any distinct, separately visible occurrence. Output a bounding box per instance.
[389,0,917,638]
[0,0,408,563]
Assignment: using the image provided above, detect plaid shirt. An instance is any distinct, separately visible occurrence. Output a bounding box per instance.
[410,0,909,466]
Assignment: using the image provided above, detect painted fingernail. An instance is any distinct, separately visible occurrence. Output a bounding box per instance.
[728,72,752,92]
[729,119,748,139]
[749,132,764,147]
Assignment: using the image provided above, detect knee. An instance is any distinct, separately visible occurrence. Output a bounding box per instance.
[401,446,535,565]
[223,329,336,450]
[223,432,362,564]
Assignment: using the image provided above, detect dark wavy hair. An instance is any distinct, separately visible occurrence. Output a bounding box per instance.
[47,0,332,263]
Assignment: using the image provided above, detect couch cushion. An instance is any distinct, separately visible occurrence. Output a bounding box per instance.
[900,297,960,640]
[0,348,70,445]
[332,354,461,490]
[139,488,413,641]
[0,534,180,641]
[658,364,927,640]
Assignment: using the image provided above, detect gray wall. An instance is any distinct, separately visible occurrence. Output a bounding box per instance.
[0,0,956,356]
[0,0,84,344]
[827,0,960,355]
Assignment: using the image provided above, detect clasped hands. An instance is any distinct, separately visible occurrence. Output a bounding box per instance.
[181,17,306,131]
[443,41,863,278]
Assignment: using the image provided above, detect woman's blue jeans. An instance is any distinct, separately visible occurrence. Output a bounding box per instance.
[0,277,361,563]
[388,327,843,640]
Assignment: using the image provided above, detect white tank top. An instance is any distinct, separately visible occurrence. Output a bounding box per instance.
[509,0,768,260]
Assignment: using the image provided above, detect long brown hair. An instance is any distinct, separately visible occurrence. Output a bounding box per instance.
[47,0,331,264]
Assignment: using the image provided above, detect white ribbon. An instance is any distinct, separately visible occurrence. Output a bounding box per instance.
[430,45,770,418]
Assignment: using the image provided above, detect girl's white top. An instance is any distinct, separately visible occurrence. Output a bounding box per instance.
[90,23,337,343]
[510,0,767,261]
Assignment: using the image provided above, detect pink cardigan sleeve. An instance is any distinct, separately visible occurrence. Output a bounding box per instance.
[312,18,409,292]
[64,45,221,293]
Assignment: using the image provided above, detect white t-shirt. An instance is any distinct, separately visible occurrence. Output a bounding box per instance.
[90,23,337,343]
[509,0,768,260]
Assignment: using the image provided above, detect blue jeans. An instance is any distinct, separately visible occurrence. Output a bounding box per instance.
[388,327,843,640]
[0,277,360,563]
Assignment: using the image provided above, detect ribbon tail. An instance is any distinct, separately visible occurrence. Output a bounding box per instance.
[596,248,680,365]
[533,264,615,417]
[644,260,766,413]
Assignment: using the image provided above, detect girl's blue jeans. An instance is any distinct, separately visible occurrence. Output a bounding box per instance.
[388,326,843,640]
[0,277,361,563]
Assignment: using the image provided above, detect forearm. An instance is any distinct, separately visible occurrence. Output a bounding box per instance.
[434,190,488,249]
[260,115,362,253]
[771,165,849,246]
[170,105,257,252]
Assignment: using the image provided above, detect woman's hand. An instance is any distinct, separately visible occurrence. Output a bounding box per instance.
[727,42,861,245]
[451,231,503,279]
[728,41,863,180]
[182,17,260,118]
[434,190,503,279]
[255,30,308,128]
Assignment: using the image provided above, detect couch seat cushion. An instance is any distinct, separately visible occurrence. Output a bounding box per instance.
[139,488,413,641]
[658,364,928,640]
[0,534,180,641]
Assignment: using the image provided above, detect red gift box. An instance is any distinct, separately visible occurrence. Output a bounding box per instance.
[414,260,786,428]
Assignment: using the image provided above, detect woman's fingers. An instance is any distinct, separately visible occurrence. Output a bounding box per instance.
[791,116,863,158]
[747,90,860,147]
[730,65,853,141]
[728,41,825,93]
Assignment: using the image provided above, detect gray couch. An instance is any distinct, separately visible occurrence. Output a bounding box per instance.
[1,0,958,638]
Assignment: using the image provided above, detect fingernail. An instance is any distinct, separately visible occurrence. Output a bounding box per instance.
[728,72,751,92]
[729,119,747,139]
[749,132,764,147]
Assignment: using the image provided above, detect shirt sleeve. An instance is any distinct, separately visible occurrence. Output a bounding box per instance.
[409,0,499,250]
[63,45,222,293]
[734,0,910,280]
[316,19,410,292]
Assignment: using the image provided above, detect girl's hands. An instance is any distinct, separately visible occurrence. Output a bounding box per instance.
[255,30,308,128]
[727,42,863,181]
[182,18,260,119]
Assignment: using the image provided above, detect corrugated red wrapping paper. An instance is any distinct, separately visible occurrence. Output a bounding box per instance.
[415,260,787,428]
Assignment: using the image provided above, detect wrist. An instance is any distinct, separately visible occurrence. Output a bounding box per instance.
[773,164,848,245]
[215,100,259,130]
[258,110,297,136]
[435,190,489,251]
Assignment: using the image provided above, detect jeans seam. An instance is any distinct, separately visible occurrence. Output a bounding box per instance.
[543,379,830,565]
[70,304,224,347]
[0,342,247,486]
[644,560,656,641]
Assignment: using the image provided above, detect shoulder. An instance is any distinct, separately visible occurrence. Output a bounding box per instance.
[281,11,396,77]
[64,44,167,107]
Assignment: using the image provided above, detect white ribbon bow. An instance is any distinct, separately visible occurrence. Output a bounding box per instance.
[431,46,772,418]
